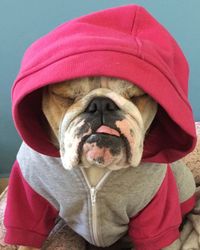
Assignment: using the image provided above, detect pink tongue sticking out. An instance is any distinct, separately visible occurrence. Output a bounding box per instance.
[96,125,120,137]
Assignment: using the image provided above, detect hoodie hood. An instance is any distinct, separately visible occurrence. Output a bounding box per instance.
[12,5,196,163]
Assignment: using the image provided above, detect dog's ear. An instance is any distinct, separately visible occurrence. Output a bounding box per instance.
[42,87,60,149]
[43,116,60,149]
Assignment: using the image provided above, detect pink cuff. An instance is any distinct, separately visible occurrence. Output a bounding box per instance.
[4,227,47,248]
[133,227,180,250]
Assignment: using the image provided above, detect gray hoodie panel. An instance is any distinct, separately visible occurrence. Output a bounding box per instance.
[17,143,92,243]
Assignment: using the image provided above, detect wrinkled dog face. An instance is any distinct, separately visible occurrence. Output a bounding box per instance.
[42,77,157,170]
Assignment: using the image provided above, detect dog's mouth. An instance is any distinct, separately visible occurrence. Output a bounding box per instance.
[96,125,120,137]
[80,125,129,169]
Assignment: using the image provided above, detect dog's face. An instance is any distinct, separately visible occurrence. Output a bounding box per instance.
[42,77,157,170]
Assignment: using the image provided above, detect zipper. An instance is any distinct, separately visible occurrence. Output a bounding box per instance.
[90,187,96,206]
[81,168,111,246]
[90,187,98,245]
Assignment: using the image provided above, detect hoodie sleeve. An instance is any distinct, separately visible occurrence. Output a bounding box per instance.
[4,160,58,248]
[128,165,195,250]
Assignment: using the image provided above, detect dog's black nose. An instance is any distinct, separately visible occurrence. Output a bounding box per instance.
[85,97,119,113]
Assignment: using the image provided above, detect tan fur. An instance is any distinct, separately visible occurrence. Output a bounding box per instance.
[42,77,156,147]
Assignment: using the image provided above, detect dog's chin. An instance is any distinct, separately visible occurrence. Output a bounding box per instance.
[59,118,144,171]
[80,133,128,170]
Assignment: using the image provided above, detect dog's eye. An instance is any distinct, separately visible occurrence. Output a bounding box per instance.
[51,92,74,105]
[132,93,148,98]
[130,93,148,103]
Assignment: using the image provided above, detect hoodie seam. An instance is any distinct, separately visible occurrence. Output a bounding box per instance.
[12,47,138,95]
[130,5,139,36]
[130,6,186,102]
[132,225,180,246]
[131,6,142,58]
[4,225,48,237]
[12,49,192,111]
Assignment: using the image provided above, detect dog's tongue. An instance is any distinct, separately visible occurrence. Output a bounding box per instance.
[96,125,120,137]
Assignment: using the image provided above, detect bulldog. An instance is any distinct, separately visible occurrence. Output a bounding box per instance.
[42,77,157,186]
[5,4,197,250]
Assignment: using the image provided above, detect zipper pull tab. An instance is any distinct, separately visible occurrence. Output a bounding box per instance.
[90,187,96,206]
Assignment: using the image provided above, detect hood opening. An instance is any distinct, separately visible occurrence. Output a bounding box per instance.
[11,4,197,162]
[14,89,60,157]
[143,107,195,163]
[13,87,196,163]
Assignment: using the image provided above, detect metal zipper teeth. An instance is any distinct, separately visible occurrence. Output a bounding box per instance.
[90,187,98,246]
[81,168,111,246]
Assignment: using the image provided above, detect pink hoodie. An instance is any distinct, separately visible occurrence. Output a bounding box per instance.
[12,4,196,162]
